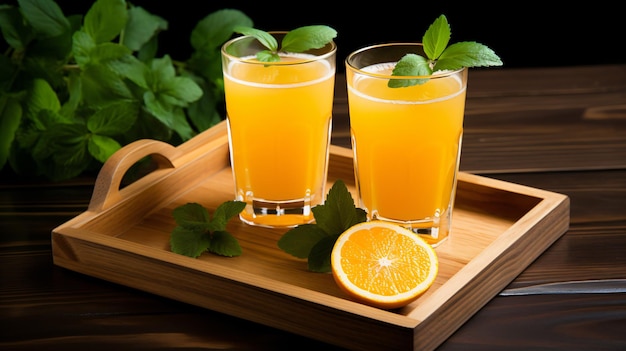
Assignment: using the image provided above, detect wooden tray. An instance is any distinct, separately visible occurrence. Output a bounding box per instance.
[52,121,570,351]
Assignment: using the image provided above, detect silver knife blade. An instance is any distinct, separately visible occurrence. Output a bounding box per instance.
[499,279,626,296]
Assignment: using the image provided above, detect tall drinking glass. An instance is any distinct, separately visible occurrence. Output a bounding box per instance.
[345,43,467,246]
[221,33,337,227]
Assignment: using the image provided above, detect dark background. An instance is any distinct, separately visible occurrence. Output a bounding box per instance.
[42,1,623,71]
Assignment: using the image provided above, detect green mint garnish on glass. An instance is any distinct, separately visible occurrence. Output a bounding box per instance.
[170,201,246,258]
[278,180,367,273]
[233,25,337,62]
[389,14,503,88]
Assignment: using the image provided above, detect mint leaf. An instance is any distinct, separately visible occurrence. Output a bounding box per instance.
[186,78,223,132]
[87,134,120,163]
[87,101,138,135]
[173,202,212,230]
[24,79,60,118]
[209,231,242,257]
[170,226,211,258]
[278,179,367,273]
[208,200,247,232]
[313,179,366,235]
[33,122,91,181]
[143,93,194,140]
[256,50,279,62]
[149,55,176,82]
[72,30,96,67]
[60,70,82,117]
[281,25,337,53]
[190,9,252,52]
[422,14,450,60]
[81,64,133,107]
[308,235,339,272]
[277,224,328,259]
[107,54,148,89]
[147,55,203,107]
[170,201,245,258]
[141,55,200,141]
[233,26,278,52]
[89,43,132,65]
[83,0,128,44]
[231,25,336,62]
[123,6,168,51]
[0,5,34,49]
[17,0,69,38]
[160,76,203,106]
[390,14,502,87]
[389,54,431,88]
[435,41,503,71]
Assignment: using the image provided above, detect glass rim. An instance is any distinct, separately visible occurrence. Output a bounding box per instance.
[345,42,466,79]
[221,31,337,66]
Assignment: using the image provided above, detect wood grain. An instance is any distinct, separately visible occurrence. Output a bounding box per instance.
[50,122,569,350]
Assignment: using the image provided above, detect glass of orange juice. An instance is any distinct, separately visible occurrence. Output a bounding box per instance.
[221,32,336,227]
[345,43,467,246]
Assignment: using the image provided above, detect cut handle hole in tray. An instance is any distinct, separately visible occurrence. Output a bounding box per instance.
[88,139,182,212]
[120,153,171,188]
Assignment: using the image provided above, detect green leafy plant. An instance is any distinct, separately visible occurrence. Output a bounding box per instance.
[0,0,253,181]
[168,180,365,266]
[278,180,367,273]
[232,25,337,62]
[170,201,246,258]
[390,14,503,88]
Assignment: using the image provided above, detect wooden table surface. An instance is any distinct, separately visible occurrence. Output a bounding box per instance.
[2,64,625,350]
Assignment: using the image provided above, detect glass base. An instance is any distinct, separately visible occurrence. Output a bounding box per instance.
[408,226,449,247]
[370,210,451,247]
[238,199,315,228]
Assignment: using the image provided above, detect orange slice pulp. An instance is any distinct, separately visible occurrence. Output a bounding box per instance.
[331,221,439,309]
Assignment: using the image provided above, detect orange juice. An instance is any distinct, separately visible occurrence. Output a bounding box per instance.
[346,57,467,246]
[222,50,336,227]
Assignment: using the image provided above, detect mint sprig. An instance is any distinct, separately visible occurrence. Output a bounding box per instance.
[278,180,367,273]
[170,201,246,258]
[233,25,337,62]
[389,14,502,88]
[2,1,254,181]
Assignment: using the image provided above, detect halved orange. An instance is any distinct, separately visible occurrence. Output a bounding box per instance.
[331,221,439,309]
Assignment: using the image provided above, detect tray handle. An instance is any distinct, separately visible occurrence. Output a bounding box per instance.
[88,139,181,212]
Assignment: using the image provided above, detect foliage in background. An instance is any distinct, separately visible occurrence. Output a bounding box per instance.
[0,0,252,181]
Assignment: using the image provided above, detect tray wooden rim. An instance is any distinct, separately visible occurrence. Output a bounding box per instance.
[51,121,570,350]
